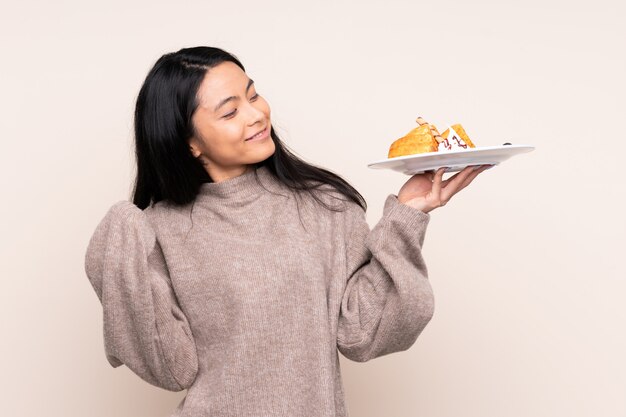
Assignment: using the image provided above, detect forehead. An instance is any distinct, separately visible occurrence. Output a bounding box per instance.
[196,62,248,107]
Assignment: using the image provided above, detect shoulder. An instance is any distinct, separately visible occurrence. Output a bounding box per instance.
[85,201,159,278]
[92,200,145,232]
[92,199,196,248]
[299,181,356,211]
[139,199,201,244]
[299,181,366,232]
[141,199,189,229]
[90,201,157,244]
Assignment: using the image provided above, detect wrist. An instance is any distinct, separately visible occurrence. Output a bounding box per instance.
[398,197,432,214]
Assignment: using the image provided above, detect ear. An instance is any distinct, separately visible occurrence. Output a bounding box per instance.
[188,139,202,158]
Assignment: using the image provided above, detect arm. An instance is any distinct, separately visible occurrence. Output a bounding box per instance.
[84,201,199,391]
[337,194,435,362]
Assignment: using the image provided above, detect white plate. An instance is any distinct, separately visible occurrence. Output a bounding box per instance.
[367,144,535,175]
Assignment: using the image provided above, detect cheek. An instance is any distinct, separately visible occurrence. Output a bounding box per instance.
[201,124,244,153]
[225,123,245,139]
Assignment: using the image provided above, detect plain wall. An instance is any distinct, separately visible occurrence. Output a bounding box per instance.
[1,0,624,416]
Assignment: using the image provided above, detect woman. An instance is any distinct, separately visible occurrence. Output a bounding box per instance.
[84,46,491,417]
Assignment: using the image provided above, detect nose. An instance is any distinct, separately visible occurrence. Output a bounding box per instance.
[245,102,265,127]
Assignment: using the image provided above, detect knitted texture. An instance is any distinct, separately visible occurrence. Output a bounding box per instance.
[84,165,434,417]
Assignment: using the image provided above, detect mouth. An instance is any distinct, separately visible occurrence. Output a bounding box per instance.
[245,126,269,141]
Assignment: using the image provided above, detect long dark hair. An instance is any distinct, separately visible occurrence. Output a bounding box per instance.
[132,46,366,213]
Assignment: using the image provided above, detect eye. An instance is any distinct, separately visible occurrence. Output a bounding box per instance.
[223,109,237,119]
[250,93,259,101]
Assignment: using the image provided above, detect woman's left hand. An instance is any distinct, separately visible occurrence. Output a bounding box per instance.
[397,164,493,213]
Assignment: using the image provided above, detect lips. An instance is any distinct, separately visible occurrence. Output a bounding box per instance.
[245,127,267,141]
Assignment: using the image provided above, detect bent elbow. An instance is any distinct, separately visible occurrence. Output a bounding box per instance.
[152,364,199,392]
[337,342,375,363]
[404,291,435,346]
[173,357,199,391]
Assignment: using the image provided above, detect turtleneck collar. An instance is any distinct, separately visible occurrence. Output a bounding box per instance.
[195,165,283,203]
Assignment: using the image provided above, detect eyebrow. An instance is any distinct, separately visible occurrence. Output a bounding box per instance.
[213,78,255,113]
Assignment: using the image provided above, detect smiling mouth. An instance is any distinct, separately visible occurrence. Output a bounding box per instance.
[245,127,268,141]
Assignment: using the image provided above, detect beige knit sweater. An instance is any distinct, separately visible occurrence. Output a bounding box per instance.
[84,165,434,417]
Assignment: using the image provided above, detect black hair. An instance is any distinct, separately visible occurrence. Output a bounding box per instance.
[131,46,366,213]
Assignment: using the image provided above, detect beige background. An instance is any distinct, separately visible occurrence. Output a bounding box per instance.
[1,0,624,416]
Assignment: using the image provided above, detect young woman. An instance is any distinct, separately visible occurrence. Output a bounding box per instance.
[84,46,491,417]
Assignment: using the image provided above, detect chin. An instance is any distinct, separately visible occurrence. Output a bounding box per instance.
[247,140,276,165]
[260,139,276,160]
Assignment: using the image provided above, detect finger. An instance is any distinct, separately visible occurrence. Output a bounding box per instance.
[445,165,490,197]
[431,167,446,202]
[440,166,476,200]
[422,169,435,181]
[457,164,492,190]
[441,165,474,189]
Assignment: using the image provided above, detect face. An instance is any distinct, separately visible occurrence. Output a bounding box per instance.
[188,61,275,182]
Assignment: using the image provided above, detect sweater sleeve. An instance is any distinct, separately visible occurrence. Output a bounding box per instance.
[337,193,435,362]
[84,201,199,391]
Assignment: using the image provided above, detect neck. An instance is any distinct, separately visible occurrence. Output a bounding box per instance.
[208,164,254,184]
[195,165,284,203]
